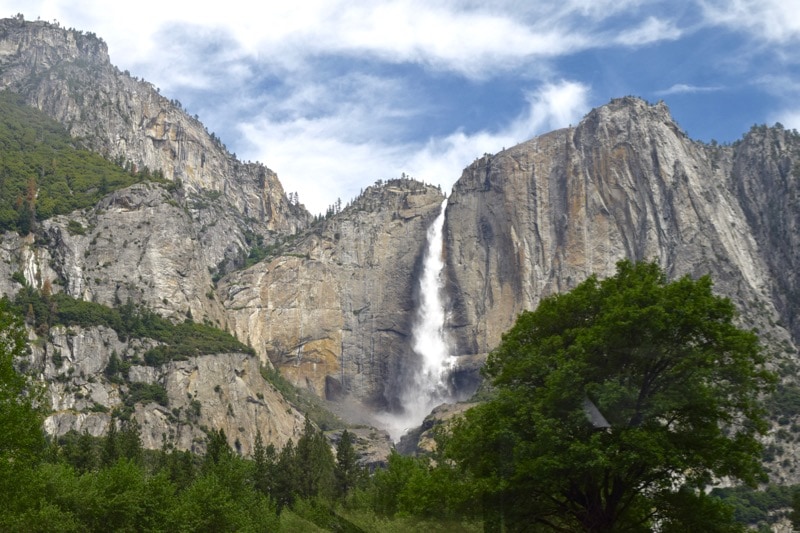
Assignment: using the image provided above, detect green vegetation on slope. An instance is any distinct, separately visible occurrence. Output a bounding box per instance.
[712,484,796,529]
[0,90,165,234]
[8,286,254,364]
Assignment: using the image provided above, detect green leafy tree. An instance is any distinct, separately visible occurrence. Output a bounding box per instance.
[0,299,44,465]
[170,472,246,532]
[370,451,428,517]
[447,261,774,532]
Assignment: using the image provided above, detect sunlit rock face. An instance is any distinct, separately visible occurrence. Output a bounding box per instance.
[444,97,792,358]
[221,179,445,412]
[220,99,799,456]
[0,16,311,454]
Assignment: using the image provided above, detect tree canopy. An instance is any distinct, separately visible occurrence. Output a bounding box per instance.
[0,299,45,465]
[446,260,775,532]
[0,90,165,234]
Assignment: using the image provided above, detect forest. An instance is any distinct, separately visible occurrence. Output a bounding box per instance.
[2,262,799,531]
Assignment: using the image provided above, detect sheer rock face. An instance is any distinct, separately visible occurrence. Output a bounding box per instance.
[50,184,230,322]
[730,125,800,342]
[0,183,239,325]
[444,97,792,358]
[221,180,445,411]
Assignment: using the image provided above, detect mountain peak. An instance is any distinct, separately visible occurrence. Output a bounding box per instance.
[0,16,109,72]
[0,16,310,236]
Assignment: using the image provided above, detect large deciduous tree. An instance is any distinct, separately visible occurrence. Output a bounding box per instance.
[447,261,774,532]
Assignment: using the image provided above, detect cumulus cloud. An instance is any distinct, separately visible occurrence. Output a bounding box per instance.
[16,1,785,213]
[405,81,590,190]
[12,0,690,84]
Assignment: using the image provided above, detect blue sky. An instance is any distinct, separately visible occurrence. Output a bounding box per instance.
[4,1,800,214]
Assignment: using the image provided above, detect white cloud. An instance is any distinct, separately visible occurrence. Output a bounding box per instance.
[655,83,722,95]
[239,120,405,215]
[615,16,682,46]
[0,2,690,214]
[239,80,590,214]
[754,75,800,97]
[700,0,800,44]
[9,0,688,85]
[406,80,591,191]
[770,109,800,131]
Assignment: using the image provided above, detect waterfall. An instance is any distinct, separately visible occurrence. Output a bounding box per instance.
[379,199,456,441]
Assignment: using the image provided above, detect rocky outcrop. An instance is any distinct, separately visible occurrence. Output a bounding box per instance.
[440,98,799,480]
[30,324,305,455]
[221,179,445,412]
[57,182,249,322]
[396,402,476,456]
[328,427,394,469]
[1,182,246,325]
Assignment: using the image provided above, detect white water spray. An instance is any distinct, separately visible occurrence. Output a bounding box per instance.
[379,199,457,441]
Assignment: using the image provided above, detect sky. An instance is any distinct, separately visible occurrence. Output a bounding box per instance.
[3,1,800,215]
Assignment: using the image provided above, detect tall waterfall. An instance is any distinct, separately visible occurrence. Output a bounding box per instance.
[379,199,456,441]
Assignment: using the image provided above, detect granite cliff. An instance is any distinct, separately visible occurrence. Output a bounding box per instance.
[0,18,798,477]
[0,16,312,453]
[443,98,794,359]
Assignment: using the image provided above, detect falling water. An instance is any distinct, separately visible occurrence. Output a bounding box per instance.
[379,199,457,441]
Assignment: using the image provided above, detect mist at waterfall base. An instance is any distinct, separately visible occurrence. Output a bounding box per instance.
[376,199,458,442]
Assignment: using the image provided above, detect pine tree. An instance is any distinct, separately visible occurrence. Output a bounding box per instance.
[204,428,231,467]
[100,419,119,467]
[252,430,276,497]
[275,439,297,514]
[295,417,335,501]
[335,429,360,500]
[118,419,142,464]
